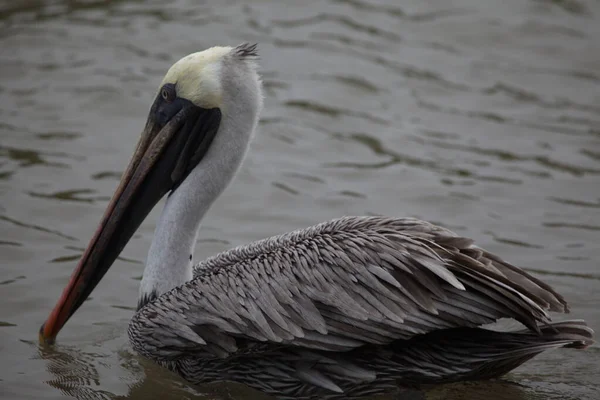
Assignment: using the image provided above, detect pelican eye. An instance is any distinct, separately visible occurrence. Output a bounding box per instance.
[161,86,176,102]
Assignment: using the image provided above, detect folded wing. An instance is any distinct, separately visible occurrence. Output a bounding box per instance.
[129,216,568,361]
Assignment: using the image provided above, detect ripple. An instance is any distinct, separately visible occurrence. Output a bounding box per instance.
[418,219,468,232]
[547,196,600,208]
[474,175,522,185]
[370,56,469,90]
[35,131,82,141]
[518,20,587,39]
[507,166,552,179]
[482,82,543,104]
[65,84,121,95]
[54,245,143,265]
[0,214,77,241]
[0,239,22,247]
[284,100,388,125]
[338,190,366,198]
[557,256,590,261]
[50,254,81,264]
[332,0,471,22]
[534,156,600,176]
[332,133,500,181]
[449,191,479,200]
[404,67,470,90]
[262,79,289,96]
[326,132,438,170]
[556,115,600,128]
[414,134,600,177]
[525,268,600,281]
[120,43,172,62]
[477,60,600,84]
[313,73,380,93]
[581,149,600,162]
[0,275,25,285]
[272,14,402,42]
[28,189,109,204]
[0,145,74,169]
[486,232,544,249]
[346,132,394,156]
[543,222,600,231]
[198,238,231,245]
[330,131,544,186]
[310,32,387,50]
[272,181,300,195]
[533,0,590,16]
[283,172,325,184]
[420,130,461,140]
[331,0,407,18]
[91,171,121,180]
[110,304,136,311]
[263,79,289,90]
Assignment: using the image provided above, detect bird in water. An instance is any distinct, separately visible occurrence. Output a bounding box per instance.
[40,43,594,400]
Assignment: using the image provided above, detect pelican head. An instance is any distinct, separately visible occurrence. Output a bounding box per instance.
[40,43,263,343]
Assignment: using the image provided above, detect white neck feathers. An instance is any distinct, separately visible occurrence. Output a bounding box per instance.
[139,53,262,303]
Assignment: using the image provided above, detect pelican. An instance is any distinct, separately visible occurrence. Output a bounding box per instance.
[40,43,593,400]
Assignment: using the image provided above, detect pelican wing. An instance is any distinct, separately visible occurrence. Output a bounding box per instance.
[129,216,567,361]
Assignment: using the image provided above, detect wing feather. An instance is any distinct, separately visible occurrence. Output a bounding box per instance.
[129,216,567,362]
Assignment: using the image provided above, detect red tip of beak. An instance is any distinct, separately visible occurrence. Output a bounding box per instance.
[39,263,86,344]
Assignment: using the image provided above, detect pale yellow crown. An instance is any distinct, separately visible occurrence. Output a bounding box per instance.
[161,46,232,109]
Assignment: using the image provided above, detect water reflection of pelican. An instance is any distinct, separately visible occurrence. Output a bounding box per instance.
[39,44,593,399]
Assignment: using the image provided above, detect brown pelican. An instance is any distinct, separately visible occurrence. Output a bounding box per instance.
[40,43,594,400]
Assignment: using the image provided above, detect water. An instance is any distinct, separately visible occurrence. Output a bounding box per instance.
[1,0,599,399]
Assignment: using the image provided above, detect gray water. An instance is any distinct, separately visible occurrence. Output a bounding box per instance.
[1,0,599,399]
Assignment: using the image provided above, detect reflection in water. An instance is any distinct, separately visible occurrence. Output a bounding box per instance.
[38,343,274,400]
[424,381,543,400]
[37,344,112,400]
[38,342,550,400]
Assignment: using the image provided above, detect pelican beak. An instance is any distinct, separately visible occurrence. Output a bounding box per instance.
[39,89,221,344]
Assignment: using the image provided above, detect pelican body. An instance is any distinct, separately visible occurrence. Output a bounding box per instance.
[40,44,594,400]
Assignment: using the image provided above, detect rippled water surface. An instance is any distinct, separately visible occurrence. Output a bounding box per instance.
[1,0,600,399]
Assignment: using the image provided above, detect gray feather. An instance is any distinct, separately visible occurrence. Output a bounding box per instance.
[128,216,592,399]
